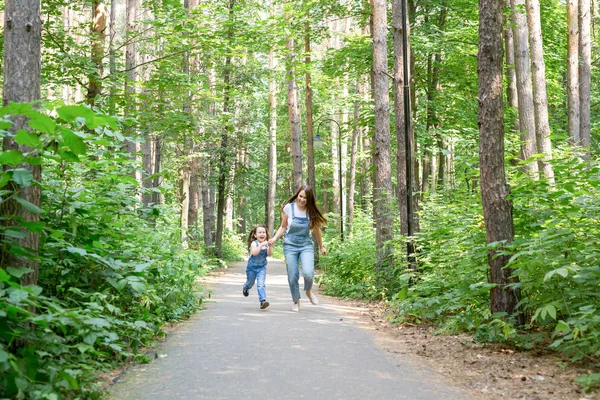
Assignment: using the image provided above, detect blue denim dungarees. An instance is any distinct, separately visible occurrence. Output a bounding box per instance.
[243,240,268,302]
[283,203,315,302]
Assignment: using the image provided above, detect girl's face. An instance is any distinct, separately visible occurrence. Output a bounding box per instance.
[255,227,267,241]
[296,190,307,208]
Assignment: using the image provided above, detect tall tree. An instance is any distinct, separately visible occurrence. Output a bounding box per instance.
[566,0,580,145]
[511,0,538,176]
[125,0,140,183]
[526,0,554,183]
[215,0,235,258]
[371,0,394,273]
[1,0,42,285]
[305,21,316,191]
[286,9,303,191]
[392,0,408,235]
[478,0,524,325]
[504,0,519,133]
[578,0,591,154]
[87,1,108,105]
[267,48,277,235]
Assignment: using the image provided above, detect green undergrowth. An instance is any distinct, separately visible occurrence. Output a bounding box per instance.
[0,102,236,399]
[318,151,600,393]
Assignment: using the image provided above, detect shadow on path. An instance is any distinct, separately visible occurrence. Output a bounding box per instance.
[108,259,473,400]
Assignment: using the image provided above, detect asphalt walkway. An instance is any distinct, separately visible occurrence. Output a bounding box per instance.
[108,259,472,400]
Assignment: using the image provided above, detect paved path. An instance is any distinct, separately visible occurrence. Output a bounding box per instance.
[109,259,472,400]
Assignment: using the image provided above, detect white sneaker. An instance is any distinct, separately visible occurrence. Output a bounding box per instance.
[306,292,319,305]
[291,301,300,312]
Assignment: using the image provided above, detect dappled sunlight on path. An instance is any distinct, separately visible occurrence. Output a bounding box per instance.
[108,259,473,400]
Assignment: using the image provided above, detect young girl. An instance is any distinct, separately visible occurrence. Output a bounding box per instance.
[243,225,273,309]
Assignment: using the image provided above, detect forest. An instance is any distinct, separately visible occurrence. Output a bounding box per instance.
[0,0,599,398]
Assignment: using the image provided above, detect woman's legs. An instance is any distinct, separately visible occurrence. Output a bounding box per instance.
[299,245,315,292]
[284,245,301,303]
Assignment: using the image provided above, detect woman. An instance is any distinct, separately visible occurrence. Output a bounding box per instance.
[269,186,327,312]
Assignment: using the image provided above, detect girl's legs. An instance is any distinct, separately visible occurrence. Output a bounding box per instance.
[284,245,301,303]
[256,266,267,302]
[243,265,257,294]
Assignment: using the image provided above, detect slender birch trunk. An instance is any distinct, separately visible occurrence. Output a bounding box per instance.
[286,11,303,191]
[579,0,592,154]
[526,0,554,183]
[511,0,538,176]
[504,0,520,133]
[267,48,277,235]
[567,0,580,145]
[372,0,394,273]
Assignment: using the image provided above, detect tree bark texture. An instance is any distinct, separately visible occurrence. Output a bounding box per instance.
[2,0,42,286]
[478,0,524,325]
[526,0,554,183]
[504,0,520,133]
[267,48,277,235]
[567,0,580,145]
[348,77,362,236]
[286,11,303,191]
[215,0,235,258]
[578,0,591,153]
[305,25,316,192]
[87,1,108,105]
[392,0,408,236]
[372,0,394,272]
[511,0,538,176]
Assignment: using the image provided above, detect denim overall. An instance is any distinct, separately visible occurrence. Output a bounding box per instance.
[283,203,314,303]
[243,240,268,302]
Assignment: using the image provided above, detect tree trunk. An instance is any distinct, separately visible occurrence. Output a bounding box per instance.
[526,0,555,183]
[305,24,316,191]
[579,0,592,154]
[567,0,580,145]
[372,0,394,273]
[188,150,200,240]
[392,0,408,235]
[504,0,520,133]
[215,0,234,259]
[286,10,303,191]
[348,77,362,236]
[125,0,140,182]
[108,0,118,112]
[1,0,42,286]
[87,1,107,106]
[511,0,538,176]
[267,48,277,235]
[478,0,524,325]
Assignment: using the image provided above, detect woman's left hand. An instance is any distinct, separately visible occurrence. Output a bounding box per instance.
[320,247,327,256]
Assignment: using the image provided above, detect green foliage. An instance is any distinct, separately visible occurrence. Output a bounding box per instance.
[317,210,380,300]
[0,102,211,398]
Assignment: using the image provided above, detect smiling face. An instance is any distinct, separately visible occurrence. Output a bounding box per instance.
[254,226,268,241]
[296,190,307,209]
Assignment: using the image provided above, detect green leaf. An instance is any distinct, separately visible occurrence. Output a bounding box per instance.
[0,268,10,282]
[62,129,87,155]
[66,246,87,256]
[4,229,27,239]
[11,169,34,187]
[14,196,42,214]
[14,130,40,146]
[0,150,23,166]
[75,343,94,354]
[0,172,10,188]
[6,267,33,278]
[83,317,110,328]
[129,281,147,294]
[58,149,80,162]
[57,105,95,123]
[28,114,56,134]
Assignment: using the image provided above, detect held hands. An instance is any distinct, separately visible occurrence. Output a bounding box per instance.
[268,238,276,246]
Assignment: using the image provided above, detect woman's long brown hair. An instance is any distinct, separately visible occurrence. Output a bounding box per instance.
[283,185,327,230]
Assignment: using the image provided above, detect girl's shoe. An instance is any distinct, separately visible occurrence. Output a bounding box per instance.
[260,300,269,309]
[291,301,300,312]
[306,291,319,305]
[243,287,249,297]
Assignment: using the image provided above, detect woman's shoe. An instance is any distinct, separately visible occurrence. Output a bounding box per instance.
[291,301,300,312]
[306,291,319,305]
